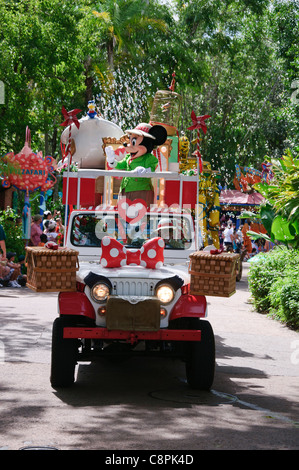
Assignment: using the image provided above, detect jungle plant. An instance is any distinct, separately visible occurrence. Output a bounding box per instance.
[241,149,299,248]
[248,246,299,327]
[269,273,299,329]
[0,206,25,259]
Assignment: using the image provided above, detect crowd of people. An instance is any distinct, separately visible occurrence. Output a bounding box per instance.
[0,209,64,288]
[219,216,273,259]
[29,210,64,248]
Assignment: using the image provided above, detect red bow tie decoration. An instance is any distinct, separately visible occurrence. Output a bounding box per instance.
[100,236,165,269]
[188,111,211,174]
[60,106,81,163]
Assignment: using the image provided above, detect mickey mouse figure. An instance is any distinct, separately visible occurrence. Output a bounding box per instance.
[105,123,167,207]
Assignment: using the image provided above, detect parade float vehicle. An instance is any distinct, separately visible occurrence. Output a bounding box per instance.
[39,167,237,391]
[25,94,239,390]
[46,168,218,390]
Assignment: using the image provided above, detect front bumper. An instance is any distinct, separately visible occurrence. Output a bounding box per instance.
[63,327,201,344]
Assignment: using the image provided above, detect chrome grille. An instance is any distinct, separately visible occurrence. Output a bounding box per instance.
[112,279,156,296]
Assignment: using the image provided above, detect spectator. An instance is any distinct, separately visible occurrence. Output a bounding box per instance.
[0,223,6,259]
[18,255,26,274]
[55,216,64,236]
[0,257,10,287]
[38,233,48,246]
[0,252,20,287]
[242,221,252,254]
[231,227,242,252]
[45,220,58,243]
[43,210,52,229]
[237,225,243,245]
[223,223,234,251]
[30,214,43,246]
[0,263,15,287]
[6,252,26,287]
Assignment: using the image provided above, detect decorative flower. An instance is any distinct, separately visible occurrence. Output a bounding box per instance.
[187,111,211,134]
[60,106,81,129]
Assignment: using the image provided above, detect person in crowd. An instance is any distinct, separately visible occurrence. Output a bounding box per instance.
[237,225,243,245]
[242,220,252,254]
[30,214,43,246]
[0,223,6,260]
[38,233,48,246]
[231,227,242,253]
[55,216,64,236]
[18,255,26,274]
[0,256,10,287]
[6,252,26,287]
[42,210,52,229]
[45,220,58,243]
[248,247,257,259]
[0,252,20,287]
[223,222,234,251]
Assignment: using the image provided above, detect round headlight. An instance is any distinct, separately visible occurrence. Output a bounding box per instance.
[91,283,110,302]
[156,285,175,304]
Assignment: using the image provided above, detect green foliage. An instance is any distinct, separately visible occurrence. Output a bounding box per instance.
[0,0,298,191]
[269,274,299,329]
[253,149,299,248]
[248,247,299,329]
[0,206,25,259]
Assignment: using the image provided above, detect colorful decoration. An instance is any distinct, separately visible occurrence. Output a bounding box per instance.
[187,111,211,174]
[60,106,81,163]
[100,236,165,269]
[168,72,176,92]
[179,134,196,173]
[87,100,97,119]
[2,127,57,241]
[233,163,272,193]
[60,103,124,169]
[197,164,221,248]
[188,111,211,135]
[60,106,82,244]
[2,128,57,193]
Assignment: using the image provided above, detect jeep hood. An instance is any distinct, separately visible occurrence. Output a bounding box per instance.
[77,261,190,285]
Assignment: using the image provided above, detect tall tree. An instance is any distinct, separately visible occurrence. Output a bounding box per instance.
[92,0,167,71]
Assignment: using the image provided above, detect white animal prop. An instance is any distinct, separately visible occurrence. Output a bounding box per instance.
[60,101,124,169]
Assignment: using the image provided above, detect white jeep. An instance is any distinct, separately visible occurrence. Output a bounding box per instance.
[50,200,215,390]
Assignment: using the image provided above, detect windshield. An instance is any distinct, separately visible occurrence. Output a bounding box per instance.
[70,212,193,250]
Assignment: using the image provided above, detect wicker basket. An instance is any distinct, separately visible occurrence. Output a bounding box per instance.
[189,251,240,297]
[25,246,79,292]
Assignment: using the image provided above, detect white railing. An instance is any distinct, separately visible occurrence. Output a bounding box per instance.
[72,168,197,208]
[63,168,200,250]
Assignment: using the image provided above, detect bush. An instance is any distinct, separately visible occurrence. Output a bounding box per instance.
[0,206,25,260]
[248,247,299,329]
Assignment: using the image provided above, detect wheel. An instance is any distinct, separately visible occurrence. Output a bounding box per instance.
[50,317,78,388]
[185,319,215,390]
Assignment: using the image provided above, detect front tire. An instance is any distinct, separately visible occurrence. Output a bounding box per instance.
[185,319,215,390]
[50,317,78,388]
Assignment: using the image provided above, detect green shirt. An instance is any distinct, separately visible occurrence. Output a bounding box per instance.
[115,153,158,193]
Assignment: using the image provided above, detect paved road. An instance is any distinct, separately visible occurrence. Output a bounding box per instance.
[0,263,298,451]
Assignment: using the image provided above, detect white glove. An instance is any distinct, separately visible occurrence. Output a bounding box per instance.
[131,166,151,176]
[105,146,116,166]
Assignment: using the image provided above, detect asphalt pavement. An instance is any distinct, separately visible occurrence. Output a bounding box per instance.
[0,263,298,451]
